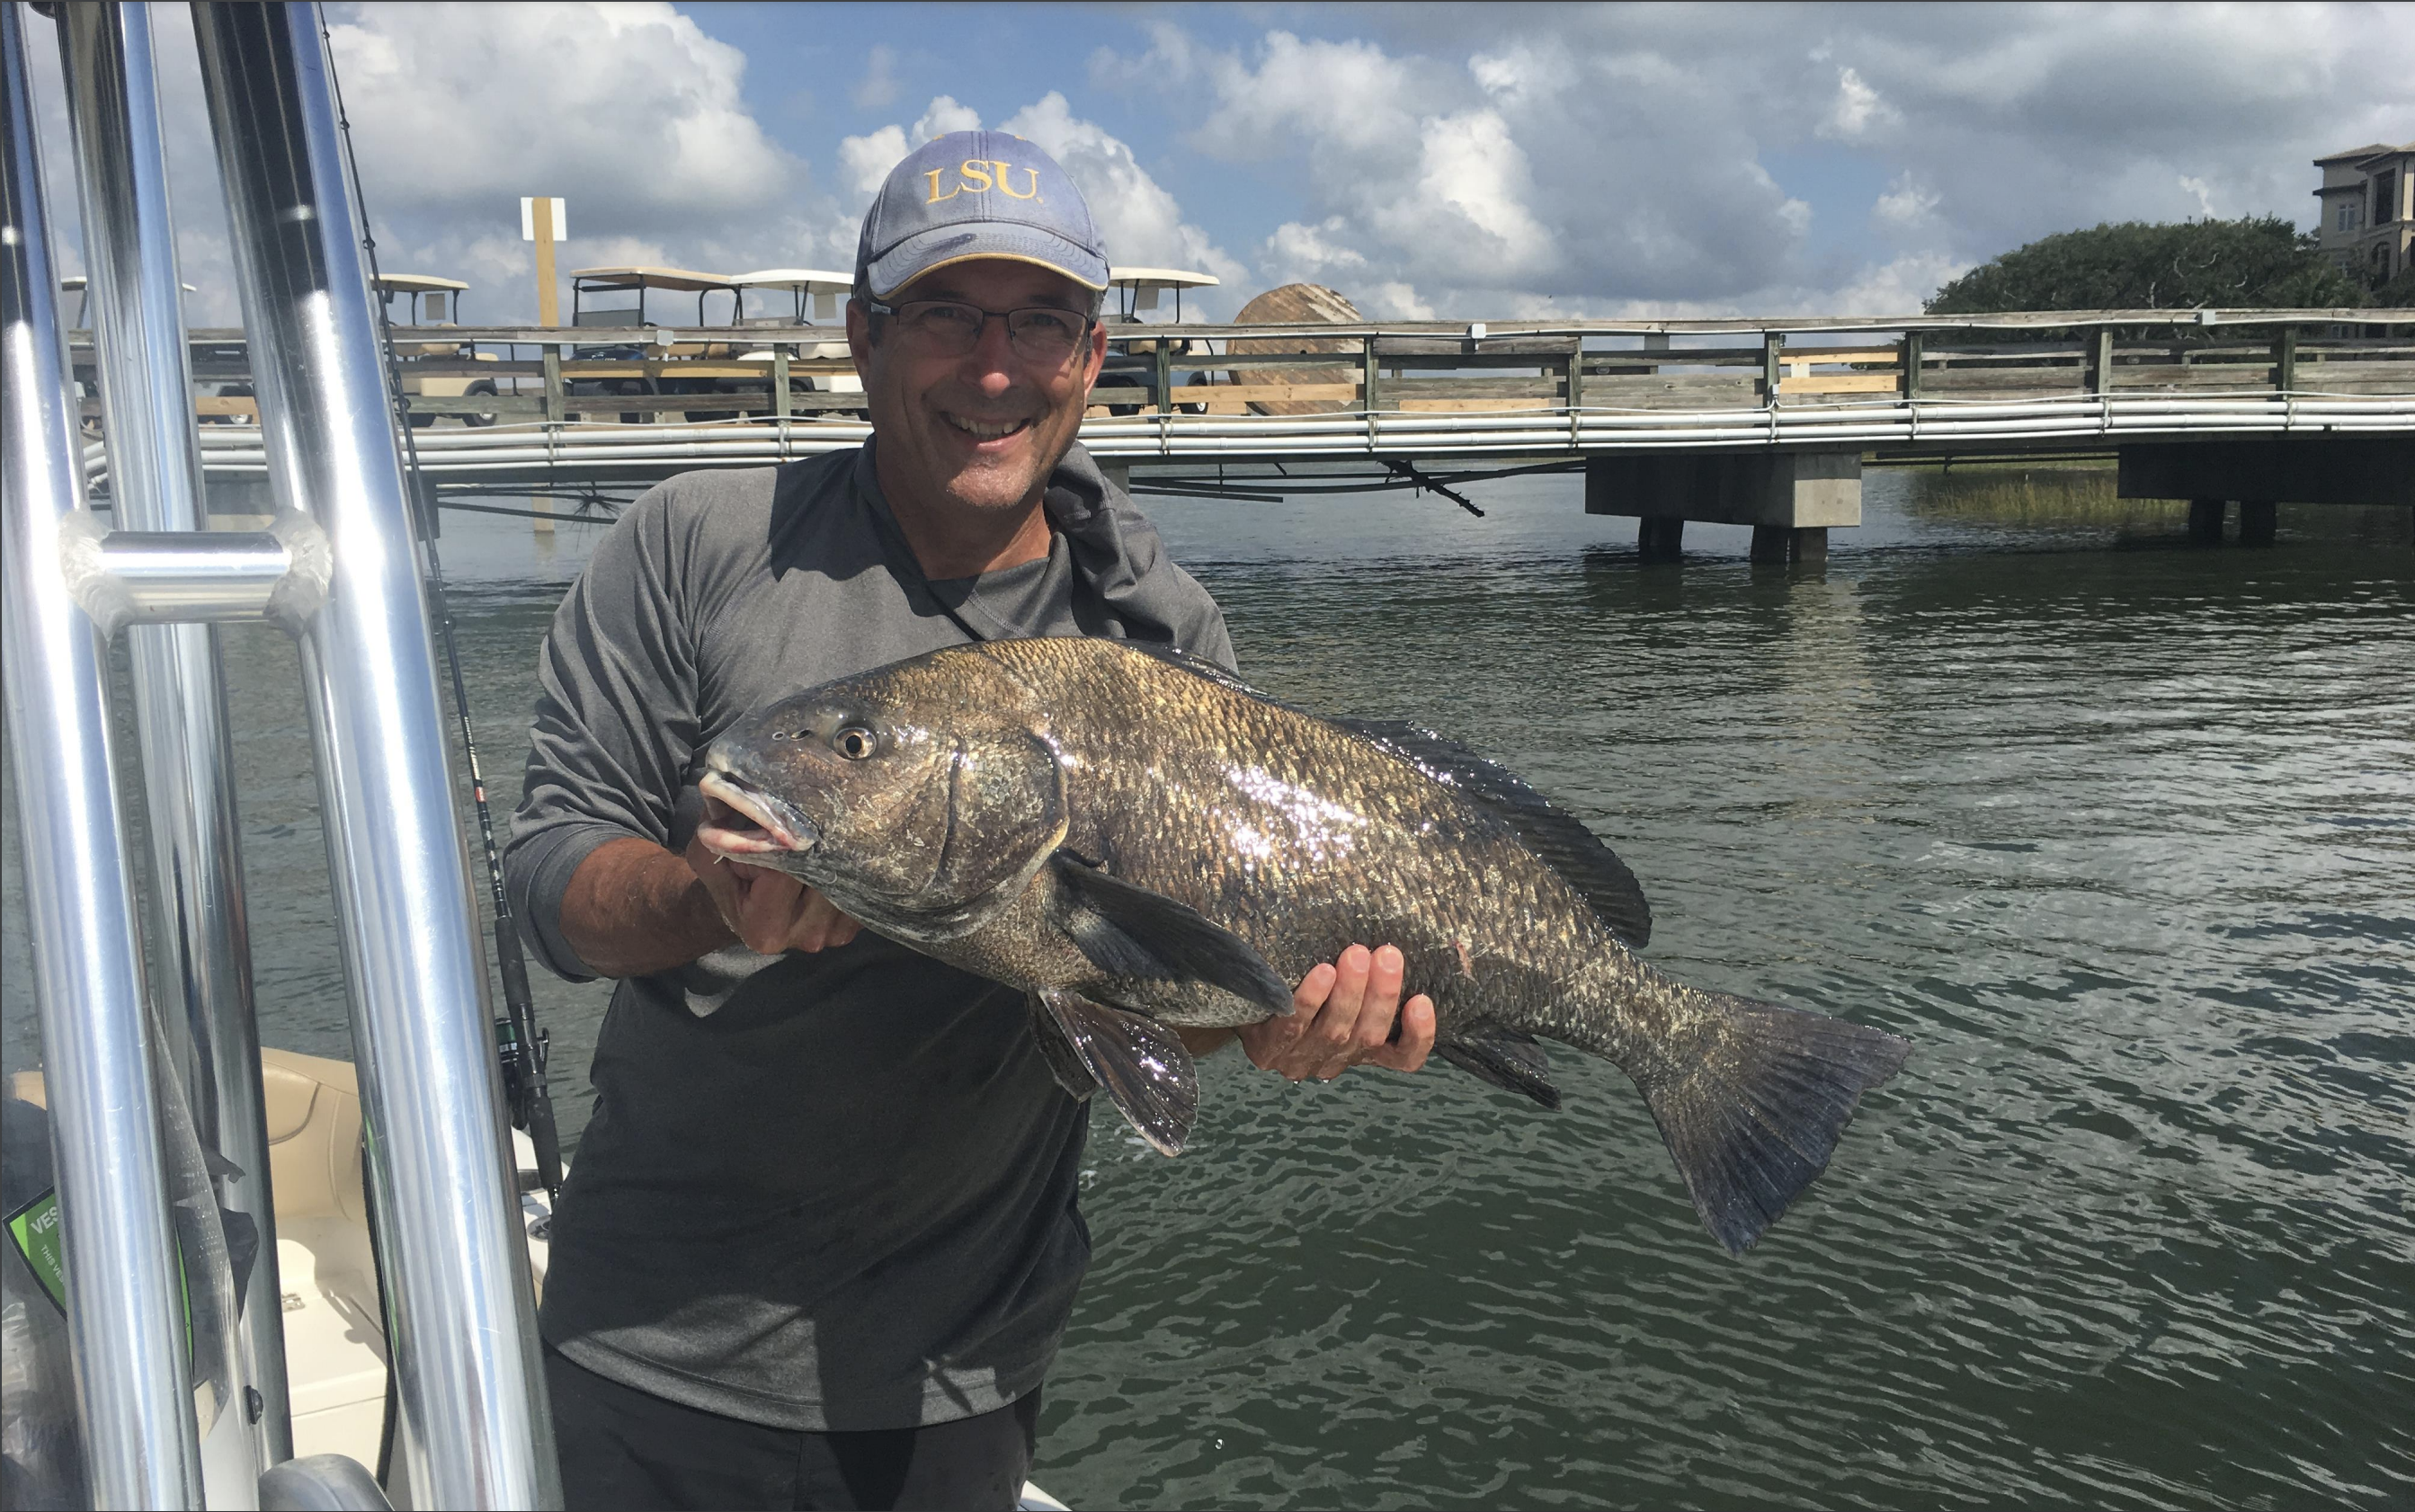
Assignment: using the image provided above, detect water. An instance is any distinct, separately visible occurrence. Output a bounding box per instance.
[5,467,2411,1508]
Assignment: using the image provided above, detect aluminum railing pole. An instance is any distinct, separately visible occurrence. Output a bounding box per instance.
[0,5,206,1507]
[58,3,290,1480]
[190,4,558,1506]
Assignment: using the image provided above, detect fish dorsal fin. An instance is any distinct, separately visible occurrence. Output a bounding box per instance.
[1338,719,1653,949]
[1048,854,1296,1018]
[1434,1021,1561,1110]
[1038,988,1198,1155]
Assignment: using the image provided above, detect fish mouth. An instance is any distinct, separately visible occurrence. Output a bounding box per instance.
[697,771,820,858]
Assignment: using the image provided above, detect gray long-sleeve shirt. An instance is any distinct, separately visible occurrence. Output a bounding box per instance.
[503,441,1231,1430]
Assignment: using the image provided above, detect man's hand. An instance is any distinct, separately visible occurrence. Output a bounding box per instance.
[685,833,862,956]
[1234,943,1435,1081]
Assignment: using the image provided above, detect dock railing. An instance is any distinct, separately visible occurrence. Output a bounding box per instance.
[76,308,2415,484]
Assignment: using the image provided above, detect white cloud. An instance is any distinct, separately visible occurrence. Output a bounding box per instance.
[915,96,984,142]
[1875,173,1940,229]
[2179,174,2219,218]
[999,93,1247,297]
[839,126,911,199]
[1261,218,1369,282]
[1820,66,1902,139]
[851,44,899,110]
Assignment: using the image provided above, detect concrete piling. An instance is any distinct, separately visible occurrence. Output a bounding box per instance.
[2188,499,2227,543]
[2238,500,2277,547]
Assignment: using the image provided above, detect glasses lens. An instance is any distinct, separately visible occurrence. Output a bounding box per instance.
[901,301,984,352]
[1007,308,1084,360]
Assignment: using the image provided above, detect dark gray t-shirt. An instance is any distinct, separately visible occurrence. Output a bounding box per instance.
[503,442,1232,1430]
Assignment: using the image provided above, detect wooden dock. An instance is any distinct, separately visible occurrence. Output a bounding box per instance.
[76,307,2415,555]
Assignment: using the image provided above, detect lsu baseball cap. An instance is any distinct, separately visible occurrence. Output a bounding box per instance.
[856,130,1109,299]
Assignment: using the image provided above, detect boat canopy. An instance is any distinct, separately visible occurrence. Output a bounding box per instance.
[729,268,854,324]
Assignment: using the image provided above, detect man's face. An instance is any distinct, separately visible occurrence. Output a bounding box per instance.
[849,259,1109,519]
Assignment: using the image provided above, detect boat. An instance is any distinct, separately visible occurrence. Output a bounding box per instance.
[2,5,1067,1507]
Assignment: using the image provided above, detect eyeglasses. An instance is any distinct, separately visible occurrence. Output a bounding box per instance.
[866,298,1093,364]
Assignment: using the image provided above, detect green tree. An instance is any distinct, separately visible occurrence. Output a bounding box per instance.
[1927,218,2366,313]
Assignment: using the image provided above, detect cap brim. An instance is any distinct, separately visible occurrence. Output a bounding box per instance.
[867,223,1110,299]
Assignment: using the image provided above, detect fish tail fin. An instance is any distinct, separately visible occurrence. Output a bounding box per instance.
[1634,995,1909,1258]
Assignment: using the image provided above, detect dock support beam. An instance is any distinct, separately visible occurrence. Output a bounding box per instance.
[1638,517,1684,562]
[1590,449,1861,562]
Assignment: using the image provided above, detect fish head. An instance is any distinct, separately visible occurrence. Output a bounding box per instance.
[695,651,1067,936]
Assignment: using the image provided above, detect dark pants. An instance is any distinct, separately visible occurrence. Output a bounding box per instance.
[547,1347,1041,1511]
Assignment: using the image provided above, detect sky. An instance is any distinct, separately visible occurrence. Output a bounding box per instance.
[21,2,2415,327]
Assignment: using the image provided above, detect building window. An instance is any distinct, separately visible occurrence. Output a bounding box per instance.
[2376,170,2399,226]
[2338,201,2360,231]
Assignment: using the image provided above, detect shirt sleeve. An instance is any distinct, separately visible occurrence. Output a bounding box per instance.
[503,485,703,981]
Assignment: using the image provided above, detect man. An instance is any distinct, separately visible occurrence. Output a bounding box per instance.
[504,130,1436,1512]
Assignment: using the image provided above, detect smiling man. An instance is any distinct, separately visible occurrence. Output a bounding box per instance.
[504,131,1434,1511]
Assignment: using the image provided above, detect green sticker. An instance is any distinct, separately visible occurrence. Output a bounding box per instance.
[5,1189,68,1314]
[5,1187,196,1357]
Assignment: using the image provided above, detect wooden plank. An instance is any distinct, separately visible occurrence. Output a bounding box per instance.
[1395,398,1555,413]
[196,396,257,416]
[1777,373,1902,396]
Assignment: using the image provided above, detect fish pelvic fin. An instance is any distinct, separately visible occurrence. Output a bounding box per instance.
[1636,996,1910,1258]
[1038,988,1198,1156]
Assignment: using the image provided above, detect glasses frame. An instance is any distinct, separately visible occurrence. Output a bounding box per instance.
[863,297,1098,366]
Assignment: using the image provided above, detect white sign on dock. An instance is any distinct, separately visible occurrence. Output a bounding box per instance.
[520,196,566,241]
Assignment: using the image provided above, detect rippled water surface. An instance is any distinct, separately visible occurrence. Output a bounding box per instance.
[5,467,2411,1508]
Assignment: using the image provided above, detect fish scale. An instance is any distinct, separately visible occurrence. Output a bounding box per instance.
[697,636,1911,1255]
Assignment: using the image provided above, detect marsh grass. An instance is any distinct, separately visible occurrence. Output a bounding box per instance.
[1888,462,2190,526]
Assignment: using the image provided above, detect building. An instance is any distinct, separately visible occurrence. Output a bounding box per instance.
[2313,142,2413,289]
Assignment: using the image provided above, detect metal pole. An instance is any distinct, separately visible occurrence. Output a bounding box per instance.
[57,2,290,1476]
[0,5,205,1507]
[190,4,558,1507]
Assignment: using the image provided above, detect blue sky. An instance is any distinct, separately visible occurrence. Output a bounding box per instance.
[22,3,2413,325]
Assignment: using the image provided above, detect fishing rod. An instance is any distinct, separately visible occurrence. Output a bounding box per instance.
[323,24,563,1205]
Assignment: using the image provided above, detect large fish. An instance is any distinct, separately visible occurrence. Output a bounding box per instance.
[697,637,1908,1255]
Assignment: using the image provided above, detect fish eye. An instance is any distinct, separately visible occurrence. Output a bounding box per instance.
[833,725,878,760]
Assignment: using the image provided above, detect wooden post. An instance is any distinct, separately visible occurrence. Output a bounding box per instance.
[540,345,564,425]
[1154,339,1172,415]
[1564,340,1582,446]
[1902,331,1922,399]
[1361,334,1379,414]
[1762,331,1783,406]
[2091,327,2114,396]
[531,196,559,328]
[2274,325,2298,396]
[771,348,791,419]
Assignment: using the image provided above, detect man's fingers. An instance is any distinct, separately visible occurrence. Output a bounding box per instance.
[787,887,863,954]
[1351,947,1407,1054]
[1314,944,1374,1062]
[1368,994,1436,1072]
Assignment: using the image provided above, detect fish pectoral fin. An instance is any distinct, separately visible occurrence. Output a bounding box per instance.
[1038,988,1199,1157]
[1047,854,1295,1018]
[1434,1022,1562,1110]
[1027,993,1098,1103]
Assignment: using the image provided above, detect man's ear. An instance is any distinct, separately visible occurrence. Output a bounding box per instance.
[1079,315,1108,391]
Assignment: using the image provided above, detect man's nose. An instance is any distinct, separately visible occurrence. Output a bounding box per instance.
[957,314,1022,394]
